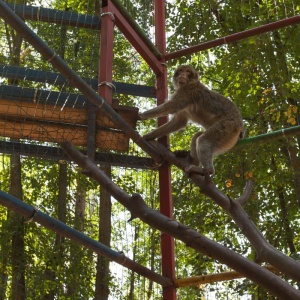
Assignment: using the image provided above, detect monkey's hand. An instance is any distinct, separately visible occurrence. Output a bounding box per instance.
[173,150,190,158]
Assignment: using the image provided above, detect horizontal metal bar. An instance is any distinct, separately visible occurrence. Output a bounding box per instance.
[6,3,100,29]
[236,125,300,148]
[0,190,172,287]
[165,15,300,61]
[0,65,156,98]
[0,141,156,169]
[0,84,86,107]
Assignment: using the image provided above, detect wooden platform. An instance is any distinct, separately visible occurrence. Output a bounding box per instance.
[0,86,139,151]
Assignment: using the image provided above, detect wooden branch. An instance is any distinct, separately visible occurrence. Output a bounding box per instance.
[61,141,300,299]
[175,264,280,287]
[149,140,300,284]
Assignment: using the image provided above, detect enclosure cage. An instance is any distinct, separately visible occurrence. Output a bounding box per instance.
[0,0,300,299]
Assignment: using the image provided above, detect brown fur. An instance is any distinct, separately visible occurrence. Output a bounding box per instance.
[139,65,244,175]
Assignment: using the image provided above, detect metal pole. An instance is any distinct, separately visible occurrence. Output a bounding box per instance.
[110,0,162,59]
[165,15,300,61]
[236,125,300,148]
[154,1,177,299]
[0,190,172,288]
[98,1,115,103]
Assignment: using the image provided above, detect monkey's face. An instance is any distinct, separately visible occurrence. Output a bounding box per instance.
[173,65,198,89]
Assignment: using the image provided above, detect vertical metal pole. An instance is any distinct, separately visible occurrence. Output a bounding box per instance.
[98,1,115,104]
[154,1,177,299]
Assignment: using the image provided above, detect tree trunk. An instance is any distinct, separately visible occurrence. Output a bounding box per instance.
[43,162,68,300]
[4,6,26,298]
[10,153,25,300]
[95,165,112,300]
[286,142,300,207]
[0,209,9,300]
[66,171,86,297]
[147,231,156,300]
[128,225,139,300]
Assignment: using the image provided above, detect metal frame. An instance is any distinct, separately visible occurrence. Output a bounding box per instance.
[1,1,300,299]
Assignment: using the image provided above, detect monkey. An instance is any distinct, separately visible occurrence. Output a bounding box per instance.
[138,65,244,176]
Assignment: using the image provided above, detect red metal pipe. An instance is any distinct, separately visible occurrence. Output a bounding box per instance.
[110,1,163,75]
[165,15,300,61]
[155,1,177,299]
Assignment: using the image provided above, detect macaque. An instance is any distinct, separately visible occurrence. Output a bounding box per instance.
[139,65,244,176]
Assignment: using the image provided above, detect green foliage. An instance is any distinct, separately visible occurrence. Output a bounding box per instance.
[164,0,300,298]
[1,0,300,298]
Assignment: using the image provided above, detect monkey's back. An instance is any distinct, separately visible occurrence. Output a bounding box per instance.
[178,81,243,130]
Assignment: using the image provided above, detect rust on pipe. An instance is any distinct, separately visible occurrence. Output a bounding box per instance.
[165,15,300,61]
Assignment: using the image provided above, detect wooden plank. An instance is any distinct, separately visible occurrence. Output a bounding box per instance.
[0,96,137,152]
[0,84,139,153]
[0,97,138,129]
[96,130,129,151]
[0,119,129,151]
[97,101,138,128]
[0,66,156,98]
[6,3,101,29]
[0,119,86,145]
[0,99,88,124]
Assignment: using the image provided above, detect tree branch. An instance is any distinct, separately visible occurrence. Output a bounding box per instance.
[61,141,300,299]
[149,140,300,282]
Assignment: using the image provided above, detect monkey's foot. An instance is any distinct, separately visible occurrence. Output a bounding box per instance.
[173,150,189,158]
[185,165,214,177]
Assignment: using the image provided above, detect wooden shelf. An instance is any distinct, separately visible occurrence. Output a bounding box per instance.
[0,91,139,152]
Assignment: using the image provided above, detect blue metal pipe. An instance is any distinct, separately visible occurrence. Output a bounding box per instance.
[0,190,172,287]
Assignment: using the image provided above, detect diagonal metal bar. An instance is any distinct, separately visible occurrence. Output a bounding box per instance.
[110,0,162,60]
[0,0,162,164]
[110,0,164,75]
[0,190,172,288]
